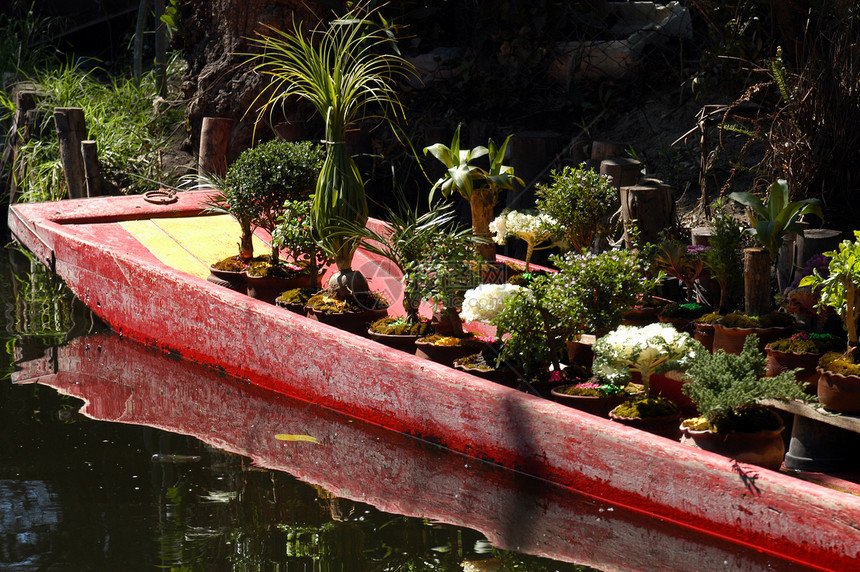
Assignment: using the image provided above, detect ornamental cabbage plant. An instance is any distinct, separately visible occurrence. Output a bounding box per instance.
[460,283,528,324]
[592,323,702,395]
[489,209,557,271]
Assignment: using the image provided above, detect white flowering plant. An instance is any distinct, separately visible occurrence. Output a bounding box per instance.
[592,323,702,395]
[460,283,528,324]
[489,209,557,271]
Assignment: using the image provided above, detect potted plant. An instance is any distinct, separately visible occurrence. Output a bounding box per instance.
[701,200,746,314]
[272,198,331,293]
[248,5,412,300]
[489,209,557,272]
[224,139,325,302]
[424,124,522,262]
[681,334,811,470]
[550,375,629,418]
[593,322,702,439]
[534,163,618,254]
[191,171,255,292]
[712,311,797,355]
[652,234,710,304]
[550,248,662,367]
[765,331,844,392]
[408,230,484,364]
[692,311,723,352]
[799,230,860,412]
[304,290,390,337]
[729,178,823,314]
[456,283,531,383]
[657,301,712,332]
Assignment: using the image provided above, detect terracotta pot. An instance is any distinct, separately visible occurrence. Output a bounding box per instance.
[245,272,313,304]
[693,322,715,352]
[566,334,596,368]
[367,330,421,353]
[454,355,521,388]
[306,307,388,337]
[637,371,695,416]
[816,367,860,413]
[621,306,660,326]
[414,337,476,366]
[609,407,682,441]
[207,266,245,292]
[657,315,692,332]
[551,386,627,417]
[680,425,785,471]
[765,347,821,393]
[711,324,793,355]
[275,299,308,315]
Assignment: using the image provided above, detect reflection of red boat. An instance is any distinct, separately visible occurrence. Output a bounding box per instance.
[8,192,860,569]
[13,331,813,571]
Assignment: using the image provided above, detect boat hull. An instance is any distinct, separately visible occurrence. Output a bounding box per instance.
[8,191,860,569]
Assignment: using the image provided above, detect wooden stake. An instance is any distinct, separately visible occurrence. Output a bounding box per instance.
[600,158,641,189]
[81,140,101,197]
[619,182,674,247]
[744,247,772,316]
[54,107,88,199]
[198,117,234,177]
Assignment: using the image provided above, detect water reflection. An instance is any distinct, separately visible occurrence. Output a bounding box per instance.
[1,245,807,570]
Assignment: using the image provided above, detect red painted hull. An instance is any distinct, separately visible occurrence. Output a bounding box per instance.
[13,331,814,571]
[8,192,860,570]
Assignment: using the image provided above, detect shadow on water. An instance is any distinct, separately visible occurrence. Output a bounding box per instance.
[0,243,811,571]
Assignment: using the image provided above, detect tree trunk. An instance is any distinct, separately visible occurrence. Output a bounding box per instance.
[178,0,326,163]
[470,189,497,261]
[198,117,234,176]
[619,182,674,247]
[744,247,772,316]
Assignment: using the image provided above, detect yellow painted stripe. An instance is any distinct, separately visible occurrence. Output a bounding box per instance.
[120,215,268,278]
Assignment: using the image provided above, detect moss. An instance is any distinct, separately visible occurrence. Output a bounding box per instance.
[720,311,795,329]
[370,316,434,336]
[613,396,680,418]
[277,287,320,305]
[307,292,388,314]
[819,351,860,375]
[246,256,310,278]
[767,332,844,354]
[682,416,712,431]
[660,302,712,319]
[694,312,723,325]
[211,255,248,272]
[454,352,495,371]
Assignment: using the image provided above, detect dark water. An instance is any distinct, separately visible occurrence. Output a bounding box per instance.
[0,243,813,571]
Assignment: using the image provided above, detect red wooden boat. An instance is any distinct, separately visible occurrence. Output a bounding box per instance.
[13,330,815,571]
[8,191,860,570]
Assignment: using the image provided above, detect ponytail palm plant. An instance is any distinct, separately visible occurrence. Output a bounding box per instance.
[247,6,412,298]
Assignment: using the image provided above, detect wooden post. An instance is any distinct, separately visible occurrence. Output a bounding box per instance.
[54,107,88,199]
[198,117,234,177]
[795,229,842,271]
[619,182,674,247]
[2,90,39,204]
[591,141,626,161]
[81,140,101,197]
[600,158,641,189]
[744,247,772,316]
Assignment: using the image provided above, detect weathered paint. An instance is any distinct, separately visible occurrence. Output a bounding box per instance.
[13,330,816,571]
[8,192,860,570]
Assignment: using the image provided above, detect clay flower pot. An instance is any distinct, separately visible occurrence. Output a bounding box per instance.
[765,347,822,393]
[609,407,682,441]
[551,386,627,417]
[207,265,246,292]
[680,425,786,471]
[816,367,860,413]
[712,324,793,355]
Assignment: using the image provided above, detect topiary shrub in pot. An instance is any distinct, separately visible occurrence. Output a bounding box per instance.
[681,334,811,470]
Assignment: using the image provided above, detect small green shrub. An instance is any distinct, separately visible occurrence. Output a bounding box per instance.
[535,164,618,253]
[683,334,810,433]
